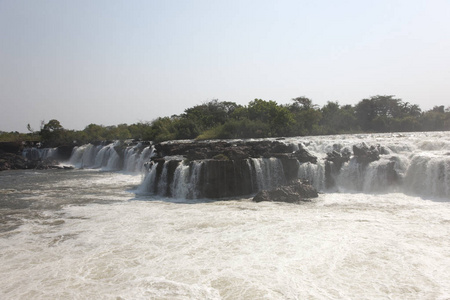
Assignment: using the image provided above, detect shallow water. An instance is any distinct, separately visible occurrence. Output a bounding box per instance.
[1,169,449,299]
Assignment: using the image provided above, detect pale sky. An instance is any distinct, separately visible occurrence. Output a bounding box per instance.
[1,0,449,132]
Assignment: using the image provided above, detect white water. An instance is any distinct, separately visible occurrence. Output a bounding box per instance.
[134,132,450,199]
[0,168,449,299]
[4,132,449,298]
[251,158,286,191]
[22,147,58,160]
[70,142,154,173]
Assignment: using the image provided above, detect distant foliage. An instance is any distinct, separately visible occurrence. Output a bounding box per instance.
[2,95,449,145]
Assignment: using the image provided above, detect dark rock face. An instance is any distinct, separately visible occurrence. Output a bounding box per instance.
[146,140,318,199]
[294,144,317,163]
[200,159,255,198]
[145,139,397,199]
[0,142,23,154]
[56,145,75,161]
[147,140,313,199]
[326,149,351,170]
[352,143,381,164]
[154,140,304,161]
[0,152,28,171]
[253,180,318,203]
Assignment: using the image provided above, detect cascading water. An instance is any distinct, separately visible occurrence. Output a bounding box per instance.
[62,132,450,199]
[22,147,58,160]
[123,144,154,173]
[404,153,450,198]
[334,157,397,193]
[171,162,190,198]
[188,161,204,199]
[3,132,450,299]
[69,142,154,173]
[250,158,286,191]
[298,161,325,191]
[138,162,158,194]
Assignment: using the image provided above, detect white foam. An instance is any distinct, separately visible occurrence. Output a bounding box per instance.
[1,190,449,299]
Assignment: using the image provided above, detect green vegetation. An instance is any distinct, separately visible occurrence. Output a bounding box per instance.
[1,95,449,146]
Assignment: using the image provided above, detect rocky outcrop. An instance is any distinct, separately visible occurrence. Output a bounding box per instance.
[253,180,318,203]
[142,139,398,199]
[154,140,307,161]
[0,152,29,171]
[352,143,381,164]
[144,140,319,199]
[294,143,317,163]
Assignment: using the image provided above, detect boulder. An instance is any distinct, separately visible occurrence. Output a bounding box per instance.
[325,149,351,170]
[294,144,317,163]
[352,143,380,164]
[253,180,318,203]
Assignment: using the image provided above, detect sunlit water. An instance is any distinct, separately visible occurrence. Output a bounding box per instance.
[1,169,449,299]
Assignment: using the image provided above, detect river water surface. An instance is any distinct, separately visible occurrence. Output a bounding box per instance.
[1,169,449,299]
[1,133,450,299]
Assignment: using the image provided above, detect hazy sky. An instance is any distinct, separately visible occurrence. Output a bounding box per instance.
[1,0,449,132]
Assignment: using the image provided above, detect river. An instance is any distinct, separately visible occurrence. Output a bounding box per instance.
[1,132,449,299]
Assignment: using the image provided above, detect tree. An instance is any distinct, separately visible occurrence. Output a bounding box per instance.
[287,97,322,135]
[40,119,66,146]
[183,100,240,132]
[291,96,315,110]
[355,95,414,132]
[320,101,357,134]
[83,124,107,141]
[247,99,294,136]
[43,119,63,132]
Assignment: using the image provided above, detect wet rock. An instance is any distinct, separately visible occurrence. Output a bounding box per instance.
[154,140,310,162]
[353,143,380,164]
[0,152,28,171]
[324,148,351,189]
[253,180,318,203]
[326,149,351,170]
[294,144,317,163]
[56,145,75,160]
[201,159,254,198]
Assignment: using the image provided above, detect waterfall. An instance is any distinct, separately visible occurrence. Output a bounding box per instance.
[63,132,450,199]
[404,154,450,198]
[93,144,116,169]
[156,161,170,196]
[22,147,58,160]
[70,144,103,168]
[189,161,204,199]
[250,158,286,191]
[332,158,397,193]
[123,146,139,172]
[298,161,325,191]
[171,162,190,199]
[134,146,154,173]
[68,142,154,173]
[138,163,158,194]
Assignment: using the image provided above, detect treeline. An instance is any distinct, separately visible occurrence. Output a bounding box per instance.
[1,95,449,146]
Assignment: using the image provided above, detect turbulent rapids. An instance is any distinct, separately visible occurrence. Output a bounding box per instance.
[1,132,449,299]
[0,132,450,300]
[67,132,450,199]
